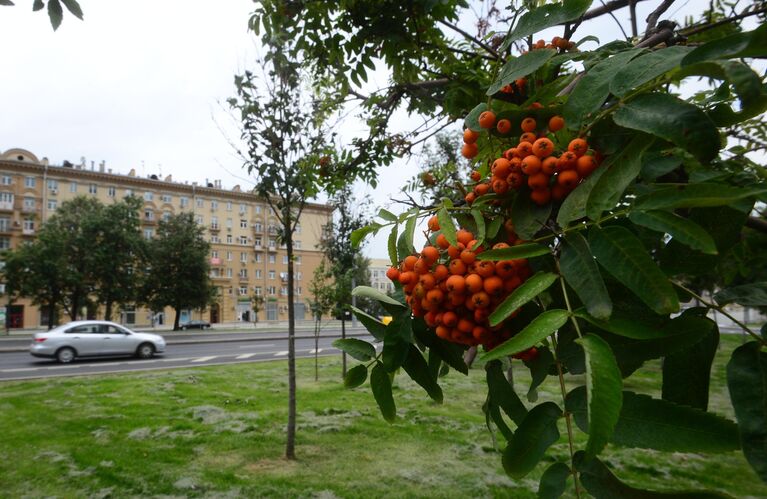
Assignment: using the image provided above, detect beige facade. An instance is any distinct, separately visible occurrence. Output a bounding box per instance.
[0,148,332,328]
[369,258,395,295]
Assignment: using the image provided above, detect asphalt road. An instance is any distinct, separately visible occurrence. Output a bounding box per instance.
[0,333,376,382]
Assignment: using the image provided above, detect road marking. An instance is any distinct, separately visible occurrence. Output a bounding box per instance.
[236,353,256,360]
[238,344,274,348]
[1,367,38,372]
[308,349,323,354]
[191,356,217,363]
[44,365,80,369]
[274,351,289,357]
[160,357,194,362]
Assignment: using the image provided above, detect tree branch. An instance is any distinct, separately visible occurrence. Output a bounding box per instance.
[577,0,651,22]
[746,216,767,235]
[679,6,767,37]
[437,19,501,60]
[643,0,676,37]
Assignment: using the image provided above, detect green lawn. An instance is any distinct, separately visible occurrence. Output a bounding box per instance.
[0,333,764,498]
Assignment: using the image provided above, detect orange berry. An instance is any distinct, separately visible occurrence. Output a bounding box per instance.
[449,259,467,275]
[426,288,444,305]
[568,138,589,157]
[576,155,599,177]
[419,273,436,290]
[421,245,440,264]
[447,242,465,260]
[548,115,565,132]
[436,233,450,249]
[517,142,533,158]
[478,111,497,129]
[475,260,495,278]
[521,155,542,175]
[460,250,476,265]
[464,192,476,204]
[532,138,555,158]
[436,325,450,339]
[445,275,466,293]
[413,258,431,274]
[427,215,440,232]
[464,273,483,294]
[474,182,490,196]
[492,179,509,195]
[470,170,481,182]
[556,151,577,171]
[551,183,570,201]
[483,276,504,296]
[403,255,418,271]
[456,229,474,246]
[541,156,557,175]
[386,267,400,281]
[507,172,524,189]
[463,128,479,144]
[399,271,416,285]
[515,78,527,90]
[530,187,551,206]
[495,260,515,279]
[558,170,580,189]
[519,132,537,144]
[521,117,537,133]
[472,291,491,309]
[496,119,512,135]
[442,311,458,327]
[433,264,449,282]
[528,172,549,190]
[492,158,511,178]
[462,143,479,160]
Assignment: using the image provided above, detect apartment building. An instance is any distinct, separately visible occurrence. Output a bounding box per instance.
[0,148,332,328]
[369,258,395,295]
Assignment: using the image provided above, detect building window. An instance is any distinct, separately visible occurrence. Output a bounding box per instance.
[0,217,8,231]
[255,286,262,296]
[269,270,275,280]
[239,268,248,278]
[70,181,78,193]
[144,191,153,201]
[226,251,232,261]
[283,255,289,264]
[294,240,301,249]
[239,236,248,245]
[211,200,218,210]
[180,197,189,208]
[211,235,221,243]
[211,216,219,230]
[195,215,203,224]
[240,219,247,229]
[295,223,301,234]
[197,198,204,208]
[24,177,36,188]
[23,197,35,211]
[162,211,171,222]
[226,234,232,244]
[267,286,276,295]
[239,204,247,214]
[255,269,262,279]
[144,210,154,221]
[211,250,219,259]
[255,237,262,247]
[280,286,288,296]
[23,219,34,232]
[296,256,302,265]
[226,218,233,229]
[295,286,302,295]
[255,253,262,263]
[1,176,11,185]
[239,286,248,295]
[47,179,58,190]
[226,201,232,212]
[108,186,116,197]
[89,184,97,195]
[124,188,133,198]
[0,237,9,249]
[240,252,247,263]
[254,222,262,232]
[47,200,57,211]
[255,205,261,214]
[226,268,233,278]
[0,192,12,204]
[296,272,302,281]
[269,254,276,264]
[143,228,154,240]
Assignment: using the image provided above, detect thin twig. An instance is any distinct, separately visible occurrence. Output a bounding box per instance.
[437,19,501,60]
[629,0,639,37]
[600,0,629,40]
[680,6,767,37]
[643,0,676,36]
[550,334,582,499]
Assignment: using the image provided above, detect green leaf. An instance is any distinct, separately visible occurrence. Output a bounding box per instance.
[511,191,552,240]
[502,402,561,479]
[377,208,397,222]
[402,344,443,403]
[383,318,411,372]
[557,167,608,227]
[610,46,694,97]
[464,102,488,132]
[567,388,740,453]
[586,134,654,220]
[524,346,555,403]
[629,210,718,255]
[387,224,398,266]
[715,282,767,307]
[573,308,667,340]
[352,285,406,310]
[641,150,682,181]
[370,362,396,422]
[504,0,591,47]
[486,360,528,426]
[728,341,767,482]
[577,334,623,460]
[397,213,417,259]
[60,0,82,19]
[489,272,559,326]
[564,48,644,129]
[437,207,457,248]
[47,0,62,30]
[634,183,767,210]
[344,364,368,389]
[350,305,387,341]
[662,320,718,410]
[32,0,43,10]
[486,216,503,240]
[612,93,720,163]
[412,317,468,375]
[478,243,551,261]
[589,226,679,315]
[537,462,571,499]
[560,233,612,320]
[471,208,486,248]
[333,338,376,362]
[576,452,732,498]
[351,223,382,248]
[682,24,767,66]
[487,49,557,96]
[482,309,569,361]
[0,0,15,6]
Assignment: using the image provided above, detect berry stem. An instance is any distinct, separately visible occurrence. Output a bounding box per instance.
[550,333,582,499]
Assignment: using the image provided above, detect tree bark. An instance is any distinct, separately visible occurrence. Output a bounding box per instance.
[341,317,347,377]
[104,299,113,322]
[285,211,297,460]
[173,306,181,331]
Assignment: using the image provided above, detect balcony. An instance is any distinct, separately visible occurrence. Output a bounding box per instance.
[239,276,249,282]
[210,257,223,266]
[22,228,35,236]
[22,205,37,214]
[252,224,263,234]
[209,224,220,232]
[0,202,12,212]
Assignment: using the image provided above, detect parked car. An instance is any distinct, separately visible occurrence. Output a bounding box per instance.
[180,319,211,330]
[30,320,166,364]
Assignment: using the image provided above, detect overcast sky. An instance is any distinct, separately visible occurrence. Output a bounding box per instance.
[0,0,716,259]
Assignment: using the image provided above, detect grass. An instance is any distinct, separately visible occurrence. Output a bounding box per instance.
[0,333,765,498]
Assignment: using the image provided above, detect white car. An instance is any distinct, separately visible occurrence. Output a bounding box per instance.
[30,320,166,363]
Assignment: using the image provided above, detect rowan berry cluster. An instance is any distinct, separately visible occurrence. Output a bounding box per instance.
[386,218,538,357]
[462,113,602,205]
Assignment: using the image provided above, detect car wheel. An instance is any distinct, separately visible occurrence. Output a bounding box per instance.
[136,343,155,359]
[181,326,186,330]
[56,347,76,364]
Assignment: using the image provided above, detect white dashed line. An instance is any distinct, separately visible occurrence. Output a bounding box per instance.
[236,353,256,360]
[1,367,38,373]
[274,351,289,357]
[308,349,323,354]
[191,356,217,363]
[238,344,274,348]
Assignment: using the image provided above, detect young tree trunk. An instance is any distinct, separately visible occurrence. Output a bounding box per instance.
[314,314,320,381]
[341,317,347,377]
[173,306,181,331]
[285,219,297,460]
[104,299,113,322]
